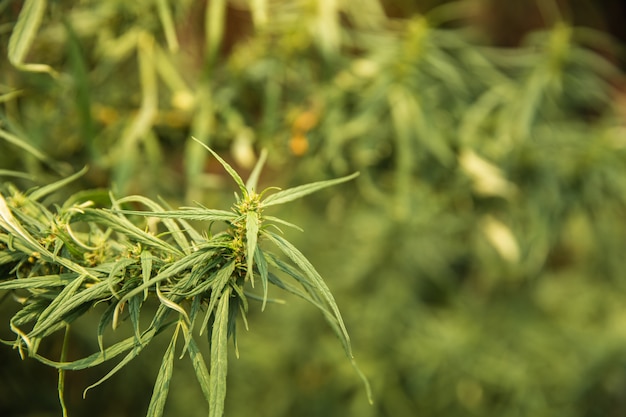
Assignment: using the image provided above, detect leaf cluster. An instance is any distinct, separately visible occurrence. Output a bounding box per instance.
[0,141,369,416]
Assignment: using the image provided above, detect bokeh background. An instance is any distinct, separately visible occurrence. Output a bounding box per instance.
[2,0,626,416]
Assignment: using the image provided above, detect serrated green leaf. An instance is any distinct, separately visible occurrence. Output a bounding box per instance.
[82,340,148,398]
[0,273,77,290]
[189,295,203,328]
[245,148,267,193]
[254,248,269,311]
[118,249,215,307]
[171,255,222,298]
[157,197,205,243]
[117,196,192,253]
[262,172,359,207]
[263,231,352,353]
[200,261,236,337]
[264,232,373,403]
[129,294,142,342]
[191,137,247,196]
[262,215,304,232]
[78,208,182,257]
[245,211,259,284]
[28,167,88,202]
[185,333,211,404]
[9,300,48,328]
[231,297,244,357]
[30,276,122,341]
[230,283,248,316]
[58,325,70,417]
[35,327,156,371]
[29,303,91,346]
[117,208,236,223]
[209,286,230,417]
[97,302,117,354]
[242,291,285,305]
[178,270,216,298]
[29,275,85,339]
[266,265,330,317]
[146,325,179,417]
[141,250,153,300]
[36,303,178,373]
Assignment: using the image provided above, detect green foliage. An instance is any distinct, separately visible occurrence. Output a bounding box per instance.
[0,145,369,416]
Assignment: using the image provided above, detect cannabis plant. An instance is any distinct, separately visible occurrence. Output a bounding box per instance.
[0,139,371,417]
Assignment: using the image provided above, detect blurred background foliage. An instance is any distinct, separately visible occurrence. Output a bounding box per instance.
[2,0,626,416]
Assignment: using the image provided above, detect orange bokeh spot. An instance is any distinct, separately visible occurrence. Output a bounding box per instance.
[289,133,309,156]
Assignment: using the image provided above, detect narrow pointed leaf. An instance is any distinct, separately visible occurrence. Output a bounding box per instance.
[262,172,359,207]
[245,211,259,283]
[266,268,332,318]
[28,167,88,202]
[141,250,153,300]
[58,325,70,417]
[83,343,147,398]
[79,208,182,256]
[30,276,123,339]
[245,148,267,193]
[157,197,205,243]
[129,295,142,342]
[7,0,56,74]
[262,215,304,232]
[192,137,247,196]
[263,231,352,355]
[209,287,230,417]
[254,248,269,311]
[118,249,213,306]
[183,332,211,404]
[243,291,285,305]
[0,273,77,290]
[156,284,190,324]
[34,328,158,371]
[200,261,235,336]
[116,195,192,253]
[264,232,373,403]
[189,295,203,328]
[97,302,117,354]
[230,283,248,314]
[116,208,236,223]
[146,326,178,417]
[29,275,85,337]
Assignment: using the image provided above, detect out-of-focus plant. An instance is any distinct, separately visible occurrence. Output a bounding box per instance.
[0,139,370,417]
